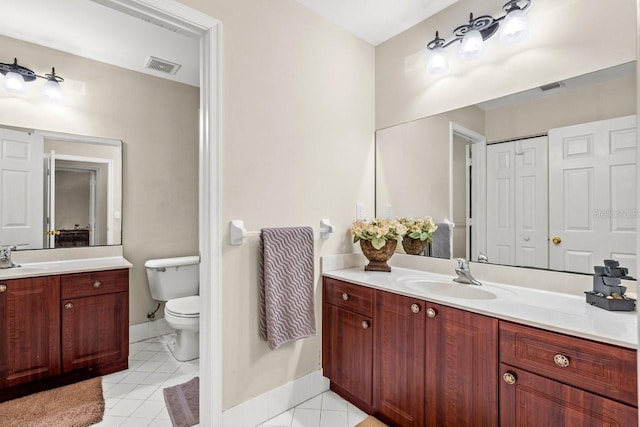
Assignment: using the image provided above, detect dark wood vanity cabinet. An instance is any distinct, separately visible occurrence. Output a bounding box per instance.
[425,303,498,427]
[0,269,129,402]
[500,322,638,426]
[0,276,61,389]
[323,278,374,411]
[61,270,129,373]
[374,291,426,426]
[323,277,637,427]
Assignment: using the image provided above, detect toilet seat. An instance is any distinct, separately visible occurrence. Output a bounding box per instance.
[166,295,200,318]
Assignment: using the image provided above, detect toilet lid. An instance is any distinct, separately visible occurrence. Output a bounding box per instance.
[166,296,200,318]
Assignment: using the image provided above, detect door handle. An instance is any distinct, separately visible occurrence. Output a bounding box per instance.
[552,236,562,245]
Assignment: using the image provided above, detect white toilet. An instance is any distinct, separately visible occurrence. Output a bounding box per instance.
[145,256,200,361]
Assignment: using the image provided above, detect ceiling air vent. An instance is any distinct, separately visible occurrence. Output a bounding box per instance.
[539,81,565,92]
[145,56,181,75]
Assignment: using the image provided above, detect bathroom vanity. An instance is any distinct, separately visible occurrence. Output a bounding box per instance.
[322,266,638,427]
[0,258,131,402]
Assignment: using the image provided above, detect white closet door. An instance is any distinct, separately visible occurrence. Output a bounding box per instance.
[514,136,548,269]
[0,128,44,249]
[549,115,637,275]
[487,142,515,265]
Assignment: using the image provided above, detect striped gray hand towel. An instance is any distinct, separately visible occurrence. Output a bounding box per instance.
[259,227,316,350]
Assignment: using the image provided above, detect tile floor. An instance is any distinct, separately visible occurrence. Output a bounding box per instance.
[258,391,368,427]
[95,334,199,427]
[95,334,362,427]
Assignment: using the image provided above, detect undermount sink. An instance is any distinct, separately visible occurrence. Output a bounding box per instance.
[401,278,514,300]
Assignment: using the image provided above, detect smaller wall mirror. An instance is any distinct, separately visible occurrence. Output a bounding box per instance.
[0,126,122,250]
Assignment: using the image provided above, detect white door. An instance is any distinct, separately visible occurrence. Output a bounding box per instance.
[486,137,548,268]
[0,128,44,249]
[514,136,548,268]
[486,142,515,265]
[549,115,637,276]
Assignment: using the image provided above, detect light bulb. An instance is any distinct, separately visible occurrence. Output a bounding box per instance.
[499,8,529,45]
[459,29,484,60]
[3,71,26,94]
[42,79,64,100]
[427,46,449,75]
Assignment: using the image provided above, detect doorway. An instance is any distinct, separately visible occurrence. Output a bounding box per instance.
[95,1,222,424]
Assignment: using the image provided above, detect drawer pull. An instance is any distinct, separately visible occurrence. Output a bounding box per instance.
[503,372,517,385]
[342,293,349,301]
[410,303,420,314]
[0,284,6,293]
[64,302,74,310]
[426,307,437,318]
[361,320,369,329]
[93,280,101,288]
[554,354,570,368]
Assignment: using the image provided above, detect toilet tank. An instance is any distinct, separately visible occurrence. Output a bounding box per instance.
[145,256,200,301]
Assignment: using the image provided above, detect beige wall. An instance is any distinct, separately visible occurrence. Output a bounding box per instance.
[178,0,375,410]
[484,73,637,141]
[376,106,484,222]
[375,0,637,129]
[0,35,200,326]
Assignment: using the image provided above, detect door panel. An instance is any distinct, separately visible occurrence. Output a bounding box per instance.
[549,115,637,275]
[0,128,44,248]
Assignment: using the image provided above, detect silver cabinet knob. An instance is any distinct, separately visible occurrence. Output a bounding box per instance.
[410,303,420,314]
[426,307,437,318]
[64,302,74,310]
[93,280,101,288]
[554,354,570,368]
[0,284,6,293]
[361,320,369,329]
[342,293,349,301]
[503,372,517,385]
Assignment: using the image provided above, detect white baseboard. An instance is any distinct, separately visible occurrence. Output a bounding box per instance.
[129,318,174,343]
[222,370,330,427]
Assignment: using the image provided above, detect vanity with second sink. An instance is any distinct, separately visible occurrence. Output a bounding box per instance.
[0,257,132,402]
[322,261,638,426]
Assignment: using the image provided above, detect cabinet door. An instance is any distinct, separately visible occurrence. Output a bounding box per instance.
[374,291,425,427]
[425,304,498,427]
[0,276,61,388]
[323,303,373,410]
[500,364,638,426]
[61,292,129,372]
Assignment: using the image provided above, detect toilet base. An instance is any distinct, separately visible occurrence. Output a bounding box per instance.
[168,330,199,362]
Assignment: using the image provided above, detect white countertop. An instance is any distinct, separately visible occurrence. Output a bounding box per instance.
[323,267,638,349]
[0,256,133,280]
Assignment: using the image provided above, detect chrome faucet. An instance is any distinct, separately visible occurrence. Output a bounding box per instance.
[453,258,481,286]
[0,246,17,269]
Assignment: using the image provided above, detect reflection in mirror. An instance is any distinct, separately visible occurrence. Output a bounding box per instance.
[376,62,637,277]
[0,126,122,250]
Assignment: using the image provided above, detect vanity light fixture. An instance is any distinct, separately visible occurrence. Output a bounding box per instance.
[426,0,531,75]
[0,58,64,100]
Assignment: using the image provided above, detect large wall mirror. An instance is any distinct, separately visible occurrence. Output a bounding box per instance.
[0,126,122,250]
[376,61,637,277]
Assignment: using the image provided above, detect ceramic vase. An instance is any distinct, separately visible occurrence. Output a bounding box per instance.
[360,239,397,272]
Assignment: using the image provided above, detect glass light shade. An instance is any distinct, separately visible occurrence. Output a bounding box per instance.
[427,46,449,75]
[459,29,484,60]
[3,71,26,94]
[499,9,529,45]
[42,79,64,100]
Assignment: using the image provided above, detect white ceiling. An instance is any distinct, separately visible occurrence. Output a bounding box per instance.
[295,0,458,46]
[0,0,200,87]
[0,0,457,88]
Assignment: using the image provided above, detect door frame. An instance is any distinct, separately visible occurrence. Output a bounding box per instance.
[92,0,222,424]
[449,122,486,262]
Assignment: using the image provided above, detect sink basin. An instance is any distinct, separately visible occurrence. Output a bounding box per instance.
[402,278,514,300]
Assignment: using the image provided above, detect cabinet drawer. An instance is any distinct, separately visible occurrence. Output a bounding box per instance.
[500,321,637,406]
[61,269,129,299]
[323,277,373,317]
